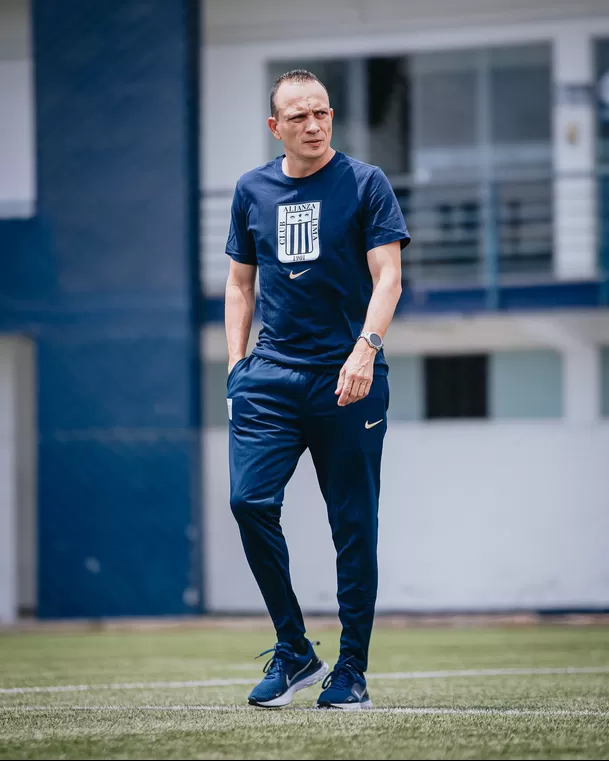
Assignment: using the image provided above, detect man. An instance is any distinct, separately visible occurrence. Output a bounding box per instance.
[224,69,410,710]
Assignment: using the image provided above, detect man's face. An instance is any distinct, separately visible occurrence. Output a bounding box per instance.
[268,80,333,161]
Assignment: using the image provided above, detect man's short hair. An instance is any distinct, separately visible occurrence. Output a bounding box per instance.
[270,69,329,117]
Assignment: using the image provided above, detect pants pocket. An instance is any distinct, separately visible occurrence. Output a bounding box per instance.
[227,356,248,389]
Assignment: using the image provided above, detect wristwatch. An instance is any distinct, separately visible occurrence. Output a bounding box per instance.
[358,331,384,352]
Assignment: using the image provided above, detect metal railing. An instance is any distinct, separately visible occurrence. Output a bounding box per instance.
[200,171,608,300]
[393,175,553,288]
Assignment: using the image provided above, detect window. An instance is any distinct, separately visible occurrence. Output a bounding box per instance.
[366,57,411,176]
[424,355,488,420]
[386,355,422,421]
[490,350,562,419]
[412,50,478,179]
[411,45,551,182]
[268,44,550,178]
[267,44,552,284]
[489,45,551,172]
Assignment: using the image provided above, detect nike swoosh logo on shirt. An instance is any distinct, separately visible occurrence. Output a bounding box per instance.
[289,268,311,280]
[365,419,384,429]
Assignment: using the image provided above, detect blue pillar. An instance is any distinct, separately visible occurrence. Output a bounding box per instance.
[29,0,202,617]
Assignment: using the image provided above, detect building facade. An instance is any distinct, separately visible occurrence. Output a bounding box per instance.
[1,0,608,620]
[201,0,609,614]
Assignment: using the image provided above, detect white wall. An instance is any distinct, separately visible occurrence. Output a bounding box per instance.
[203,309,609,360]
[202,309,609,612]
[0,0,34,218]
[204,421,609,613]
[205,0,609,46]
[201,45,264,293]
[0,337,36,623]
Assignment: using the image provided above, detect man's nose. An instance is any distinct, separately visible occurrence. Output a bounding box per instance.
[305,118,320,133]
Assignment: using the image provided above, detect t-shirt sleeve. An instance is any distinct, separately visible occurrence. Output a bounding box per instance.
[225,182,257,265]
[362,167,411,252]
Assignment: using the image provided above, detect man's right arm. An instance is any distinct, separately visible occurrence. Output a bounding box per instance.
[225,258,257,373]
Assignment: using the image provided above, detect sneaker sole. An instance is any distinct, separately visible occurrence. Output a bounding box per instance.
[249,661,329,708]
[317,699,373,711]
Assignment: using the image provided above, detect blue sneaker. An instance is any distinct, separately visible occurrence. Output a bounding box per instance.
[316,658,372,710]
[248,639,328,708]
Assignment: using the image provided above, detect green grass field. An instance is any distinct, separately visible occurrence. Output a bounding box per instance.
[1,619,608,760]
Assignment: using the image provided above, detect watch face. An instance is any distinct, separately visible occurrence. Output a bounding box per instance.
[369,333,383,348]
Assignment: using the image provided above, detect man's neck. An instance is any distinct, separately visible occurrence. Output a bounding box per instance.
[282,147,336,179]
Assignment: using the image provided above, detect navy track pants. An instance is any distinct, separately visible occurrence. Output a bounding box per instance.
[227,354,389,673]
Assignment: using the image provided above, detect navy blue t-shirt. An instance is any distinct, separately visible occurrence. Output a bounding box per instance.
[226,151,410,373]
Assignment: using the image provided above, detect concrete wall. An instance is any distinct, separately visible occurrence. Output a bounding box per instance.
[202,310,609,613]
[204,421,609,613]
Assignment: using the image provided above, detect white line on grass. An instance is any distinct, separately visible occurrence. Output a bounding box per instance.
[1,705,609,718]
[369,666,609,680]
[1,666,608,695]
[0,679,256,694]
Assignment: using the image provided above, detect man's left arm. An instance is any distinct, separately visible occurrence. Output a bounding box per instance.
[335,241,402,407]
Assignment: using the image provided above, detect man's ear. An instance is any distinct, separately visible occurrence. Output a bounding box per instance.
[267,116,281,141]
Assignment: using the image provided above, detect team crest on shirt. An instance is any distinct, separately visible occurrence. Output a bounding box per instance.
[277,201,321,263]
